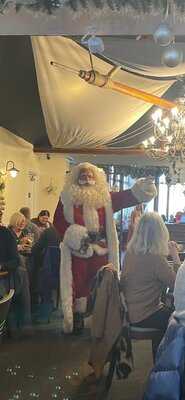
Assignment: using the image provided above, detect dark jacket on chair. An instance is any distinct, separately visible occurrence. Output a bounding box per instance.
[143,317,185,400]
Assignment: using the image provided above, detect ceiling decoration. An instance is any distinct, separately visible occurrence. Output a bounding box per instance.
[65,0,185,15]
[0,35,184,153]
[32,35,175,148]
[1,0,185,16]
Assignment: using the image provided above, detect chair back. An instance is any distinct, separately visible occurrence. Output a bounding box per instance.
[0,289,14,341]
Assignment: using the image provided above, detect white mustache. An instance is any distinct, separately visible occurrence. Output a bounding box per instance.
[78,178,96,186]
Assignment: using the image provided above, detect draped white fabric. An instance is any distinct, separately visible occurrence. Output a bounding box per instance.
[32,36,174,148]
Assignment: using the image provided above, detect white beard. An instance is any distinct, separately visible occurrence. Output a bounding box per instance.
[62,182,110,210]
[83,204,100,232]
[62,182,111,232]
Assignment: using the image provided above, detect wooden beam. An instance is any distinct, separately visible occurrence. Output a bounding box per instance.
[33,147,145,155]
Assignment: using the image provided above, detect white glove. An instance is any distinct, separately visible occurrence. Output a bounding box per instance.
[62,309,73,333]
[131,177,157,203]
[63,224,93,258]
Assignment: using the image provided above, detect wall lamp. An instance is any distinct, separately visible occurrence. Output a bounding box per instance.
[6,160,19,178]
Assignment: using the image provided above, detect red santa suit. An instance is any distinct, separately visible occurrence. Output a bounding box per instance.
[53,163,157,333]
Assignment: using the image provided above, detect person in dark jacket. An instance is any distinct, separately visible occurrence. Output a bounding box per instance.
[30,226,60,318]
[0,226,19,271]
[143,260,185,400]
[31,210,52,233]
[0,226,19,297]
[143,317,185,400]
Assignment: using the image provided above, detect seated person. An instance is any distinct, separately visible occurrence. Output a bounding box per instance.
[20,207,40,243]
[120,212,180,360]
[169,214,175,223]
[9,212,33,253]
[31,210,52,233]
[0,225,19,298]
[31,226,60,261]
[143,261,185,400]
[161,214,167,222]
[175,211,183,223]
[8,212,33,336]
[180,213,185,223]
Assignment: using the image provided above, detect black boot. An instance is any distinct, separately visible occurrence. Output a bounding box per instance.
[73,312,84,335]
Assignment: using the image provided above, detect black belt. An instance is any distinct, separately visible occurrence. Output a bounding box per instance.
[88,231,106,243]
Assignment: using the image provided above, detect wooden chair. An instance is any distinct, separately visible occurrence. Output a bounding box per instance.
[0,289,15,343]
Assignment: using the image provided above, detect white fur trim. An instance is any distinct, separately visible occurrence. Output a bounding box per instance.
[63,224,89,251]
[60,242,73,333]
[62,199,74,225]
[75,297,87,314]
[92,243,108,256]
[105,203,120,271]
[131,178,157,203]
[61,198,120,271]
[83,205,100,232]
[60,224,95,333]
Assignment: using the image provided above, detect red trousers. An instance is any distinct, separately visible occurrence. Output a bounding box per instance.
[72,254,108,299]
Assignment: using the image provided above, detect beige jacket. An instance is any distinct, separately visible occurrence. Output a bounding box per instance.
[120,253,176,323]
[89,267,123,371]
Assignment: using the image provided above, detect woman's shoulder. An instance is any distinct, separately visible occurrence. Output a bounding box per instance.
[125,252,166,262]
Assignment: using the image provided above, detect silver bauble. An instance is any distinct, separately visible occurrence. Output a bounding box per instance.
[161,46,183,68]
[153,23,174,47]
[87,36,104,54]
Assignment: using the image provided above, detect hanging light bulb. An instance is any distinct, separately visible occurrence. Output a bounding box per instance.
[87,35,104,54]
[161,45,183,68]
[152,109,163,122]
[149,136,155,145]
[142,140,149,148]
[153,23,174,47]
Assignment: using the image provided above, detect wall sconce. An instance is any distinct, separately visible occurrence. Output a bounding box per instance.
[6,160,19,178]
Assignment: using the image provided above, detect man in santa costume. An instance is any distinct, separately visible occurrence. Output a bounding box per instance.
[53,163,157,334]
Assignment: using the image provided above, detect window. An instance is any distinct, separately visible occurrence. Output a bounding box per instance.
[158,174,168,217]
[169,184,185,217]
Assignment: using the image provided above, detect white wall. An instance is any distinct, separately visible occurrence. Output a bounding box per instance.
[35,154,68,220]
[0,128,68,224]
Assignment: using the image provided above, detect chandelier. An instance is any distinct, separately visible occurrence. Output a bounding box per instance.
[143,97,185,162]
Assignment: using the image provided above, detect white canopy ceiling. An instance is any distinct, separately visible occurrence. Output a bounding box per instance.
[32,36,178,149]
